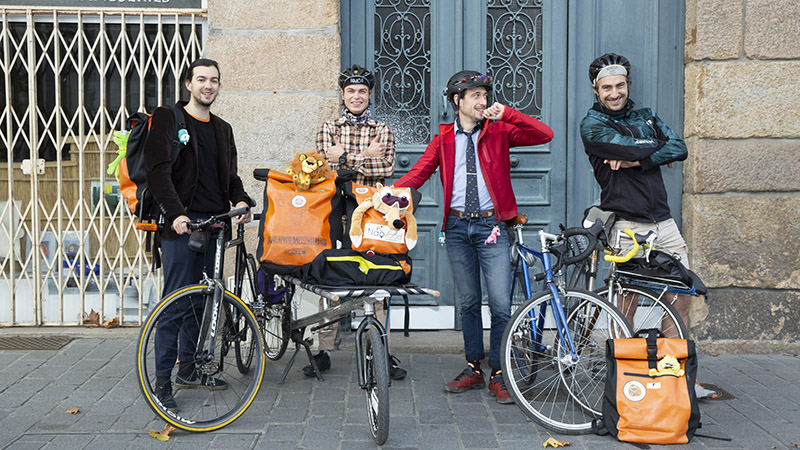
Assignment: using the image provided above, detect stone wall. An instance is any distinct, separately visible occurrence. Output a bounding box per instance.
[203,0,341,264]
[684,0,800,351]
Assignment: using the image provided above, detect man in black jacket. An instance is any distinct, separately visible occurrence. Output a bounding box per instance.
[580,53,717,400]
[144,58,254,412]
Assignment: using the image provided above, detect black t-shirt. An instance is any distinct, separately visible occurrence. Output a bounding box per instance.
[189,115,227,213]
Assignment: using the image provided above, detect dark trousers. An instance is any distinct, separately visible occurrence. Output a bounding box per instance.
[154,212,217,378]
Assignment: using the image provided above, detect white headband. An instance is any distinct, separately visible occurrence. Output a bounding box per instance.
[593,64,628,86]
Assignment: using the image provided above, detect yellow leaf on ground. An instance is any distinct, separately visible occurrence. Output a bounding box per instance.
[65,407,79,414]
[543,436,572,448]
[85,309,100,326]
[149,424,176,442]
[790,442,800,449]
[102,317,120,328]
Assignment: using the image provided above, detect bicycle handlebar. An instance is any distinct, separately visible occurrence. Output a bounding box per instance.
[548,226,598,275]
[187,206,251,232]
[603,228,655,263]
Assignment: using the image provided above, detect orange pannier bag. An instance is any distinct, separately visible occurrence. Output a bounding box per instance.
[254,169,345,276]
[600,329,701,445]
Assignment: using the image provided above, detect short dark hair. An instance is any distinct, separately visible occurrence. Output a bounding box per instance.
[184,58,220,83]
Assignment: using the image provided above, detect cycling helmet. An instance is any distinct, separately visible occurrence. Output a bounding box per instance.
[588,53,631,86]
[338,65,375,90]
[444,70,493,106]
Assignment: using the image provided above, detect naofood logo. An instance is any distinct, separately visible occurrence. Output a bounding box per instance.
[623,380,646,402]
[355,187,369,194]
[291,195,307,208]
[364,223,405,244]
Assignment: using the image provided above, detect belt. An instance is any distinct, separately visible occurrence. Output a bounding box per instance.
[449,208,495,219]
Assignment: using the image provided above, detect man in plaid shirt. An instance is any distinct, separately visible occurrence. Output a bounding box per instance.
[316,65,396,186]
[304,65,406,380]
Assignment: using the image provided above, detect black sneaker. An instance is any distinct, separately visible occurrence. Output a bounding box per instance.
[389,355,407,380]
[155,380,178,413]
[302,351,331,377]
[174,372,228,391]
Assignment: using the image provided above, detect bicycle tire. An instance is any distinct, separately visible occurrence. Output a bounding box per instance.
[137,284,265,432]
[596,282,688,339]
[234,254,259,373]
[511,266,531,313]
[362,327,390,445]
[501,288,632,434]
[262,271,291,361]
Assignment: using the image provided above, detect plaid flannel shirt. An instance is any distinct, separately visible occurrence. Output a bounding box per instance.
[316,116,395,186]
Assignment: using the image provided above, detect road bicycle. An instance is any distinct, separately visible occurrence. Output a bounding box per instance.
[502,215,633,433]
[136,207,265,432]
[564,208,695,339]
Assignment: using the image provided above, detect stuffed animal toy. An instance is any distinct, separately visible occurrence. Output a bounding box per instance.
[286,151,333,191]
[649,354,685,377]
[349,183,418,251]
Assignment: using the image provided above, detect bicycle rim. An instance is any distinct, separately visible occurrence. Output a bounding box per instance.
[597,283,688,339]
[362,327,389,445]
[501,289,632,434]
[137,284,265,432]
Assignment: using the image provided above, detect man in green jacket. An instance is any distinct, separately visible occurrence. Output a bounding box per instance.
[580,52,717,400]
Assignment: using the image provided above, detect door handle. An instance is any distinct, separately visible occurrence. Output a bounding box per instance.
[510,156,520,168]
[398,156,410,168]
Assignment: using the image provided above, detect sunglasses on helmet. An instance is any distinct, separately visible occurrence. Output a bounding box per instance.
[452,74,492,86]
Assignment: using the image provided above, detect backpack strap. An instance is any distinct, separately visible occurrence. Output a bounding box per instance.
[169,105,186,164]
[643,328,661,371]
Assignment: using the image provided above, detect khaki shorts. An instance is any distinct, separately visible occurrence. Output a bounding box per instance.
[611,218,690,269]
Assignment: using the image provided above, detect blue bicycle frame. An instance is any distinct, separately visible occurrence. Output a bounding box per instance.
[510,230,581,364]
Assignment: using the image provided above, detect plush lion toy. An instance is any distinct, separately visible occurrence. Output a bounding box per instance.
[649,354,685,377]
[349,183,418,251]
[286,151,333,191]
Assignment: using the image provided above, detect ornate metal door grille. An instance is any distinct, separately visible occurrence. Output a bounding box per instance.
[373,0,431,145]
[0,7,205,326]
[487,0,543,118]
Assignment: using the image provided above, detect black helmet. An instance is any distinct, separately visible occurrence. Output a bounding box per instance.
[339,65,375,90]
[588,53,631,86]
[444,70,492,106]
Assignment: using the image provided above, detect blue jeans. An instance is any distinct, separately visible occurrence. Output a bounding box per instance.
[444,215,511,370]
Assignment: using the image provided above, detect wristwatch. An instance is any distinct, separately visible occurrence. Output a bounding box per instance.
[339,152,348,165]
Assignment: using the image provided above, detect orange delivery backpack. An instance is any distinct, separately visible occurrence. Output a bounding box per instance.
[253,169,347,276]
[597,328,701,446]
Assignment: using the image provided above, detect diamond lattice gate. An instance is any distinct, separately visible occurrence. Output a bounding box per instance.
[0,7,205,325]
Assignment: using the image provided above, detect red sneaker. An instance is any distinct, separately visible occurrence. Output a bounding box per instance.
[444,366,486,393]
[488,372,514,404]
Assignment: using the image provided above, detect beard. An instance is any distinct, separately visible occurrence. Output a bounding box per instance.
[193,91,217,107]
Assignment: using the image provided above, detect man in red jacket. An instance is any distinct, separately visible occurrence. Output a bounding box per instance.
[395,70,553,403]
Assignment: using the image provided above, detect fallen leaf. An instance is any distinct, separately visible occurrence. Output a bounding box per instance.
[102,317,120,328]
[543,436,571,448]
[85,309,100,326]
[149,424,176,442]
[710,352,719,357]
[790,442,800,449]
[66,407,79,414]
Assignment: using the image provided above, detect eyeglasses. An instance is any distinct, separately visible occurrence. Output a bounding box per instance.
[452,74,492,86]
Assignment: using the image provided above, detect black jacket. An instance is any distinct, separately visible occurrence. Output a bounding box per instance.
[144,101,253,240]
[579,102,687,223]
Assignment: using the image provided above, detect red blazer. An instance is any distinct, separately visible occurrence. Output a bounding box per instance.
[395,107,553,228]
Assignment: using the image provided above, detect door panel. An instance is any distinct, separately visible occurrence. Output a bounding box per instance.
[343,0,568,322]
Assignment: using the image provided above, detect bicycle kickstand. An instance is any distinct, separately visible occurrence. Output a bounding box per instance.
[278,328,323,384]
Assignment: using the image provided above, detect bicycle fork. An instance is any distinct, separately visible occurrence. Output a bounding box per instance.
[355,298,390,389]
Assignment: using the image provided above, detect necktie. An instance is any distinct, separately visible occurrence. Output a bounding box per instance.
[464,128,480,217]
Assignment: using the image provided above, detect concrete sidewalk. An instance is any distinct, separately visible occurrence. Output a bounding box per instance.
[0,327,798,449]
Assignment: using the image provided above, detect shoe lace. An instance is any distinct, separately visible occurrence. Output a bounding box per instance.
[455,367,479,381]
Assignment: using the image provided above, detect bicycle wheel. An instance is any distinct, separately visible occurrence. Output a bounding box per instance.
[137,284,265,432]
[597,282,688,339]
[259,272,291,360]
[362,327,389,445]
[233,255,259,372]
[501,288,632,434]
